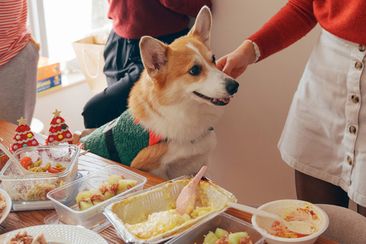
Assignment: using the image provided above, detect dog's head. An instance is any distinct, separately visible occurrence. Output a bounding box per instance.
[139,6,239,107]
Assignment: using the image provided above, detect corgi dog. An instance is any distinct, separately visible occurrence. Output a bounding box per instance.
[78,6,239,179]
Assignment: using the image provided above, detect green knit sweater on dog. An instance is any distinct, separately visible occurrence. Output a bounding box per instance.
[80,110,161,166]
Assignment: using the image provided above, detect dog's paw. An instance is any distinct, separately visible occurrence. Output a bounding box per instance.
[72,131,82,145]
[72,129,96,145]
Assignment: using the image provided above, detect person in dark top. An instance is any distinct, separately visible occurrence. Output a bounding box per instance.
[82,0,212,128]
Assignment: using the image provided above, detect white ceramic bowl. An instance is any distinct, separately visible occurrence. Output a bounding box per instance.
[252,199,329,244]
[0,188,12,224]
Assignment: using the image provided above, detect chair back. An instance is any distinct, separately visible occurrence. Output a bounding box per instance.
[317,204,366,244]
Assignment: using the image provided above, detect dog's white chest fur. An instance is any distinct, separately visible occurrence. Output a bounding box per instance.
[139,99,222,179]
[152,130,217,179]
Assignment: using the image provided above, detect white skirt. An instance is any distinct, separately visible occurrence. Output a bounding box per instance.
[279,29,366,206]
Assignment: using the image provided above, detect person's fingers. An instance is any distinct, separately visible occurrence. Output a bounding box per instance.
[233,67,247,79]
[232,70,242,79]
[216,56,227,71]
[227,66,244,79]
[222,58,234,76]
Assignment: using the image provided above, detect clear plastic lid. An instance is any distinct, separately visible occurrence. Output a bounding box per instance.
[2,144,80,179]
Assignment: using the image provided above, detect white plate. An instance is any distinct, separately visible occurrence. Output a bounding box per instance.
[0,189,12,225]
[3,224,108,244]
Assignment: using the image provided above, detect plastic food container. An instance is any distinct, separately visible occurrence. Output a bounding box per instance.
[0,145,79,202]
[166,212,265,244]
[10,172,83,211]
[104,176,237,244]
[13,144,79,177]
[47,165,147,230]
[252,199,329,244]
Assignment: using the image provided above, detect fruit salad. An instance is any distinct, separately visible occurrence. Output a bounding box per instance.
[76,175,137,211]
[20,156,65,174]
[203,228,253,244]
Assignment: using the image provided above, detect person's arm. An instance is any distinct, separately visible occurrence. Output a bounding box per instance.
[249,0,317,61]
[217,0,317,78]
[159,0,212,17]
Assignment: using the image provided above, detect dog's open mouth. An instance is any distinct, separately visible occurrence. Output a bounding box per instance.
[193,91,232,106]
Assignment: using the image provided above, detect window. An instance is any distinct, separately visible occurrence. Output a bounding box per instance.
[28,0,111,73]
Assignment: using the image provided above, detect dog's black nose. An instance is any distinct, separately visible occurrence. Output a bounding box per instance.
[225,78,239,95]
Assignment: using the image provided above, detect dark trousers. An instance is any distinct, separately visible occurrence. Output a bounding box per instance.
[82,28,188,128]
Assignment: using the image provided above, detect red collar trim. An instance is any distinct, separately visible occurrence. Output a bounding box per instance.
[134,118,163,146]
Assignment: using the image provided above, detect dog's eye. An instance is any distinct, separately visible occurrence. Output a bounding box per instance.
[212,55,216,64]
[189,65,202,76]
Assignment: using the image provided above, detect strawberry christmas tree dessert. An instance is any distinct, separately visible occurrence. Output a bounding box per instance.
[46,109,73,145]
[11,117,39,152]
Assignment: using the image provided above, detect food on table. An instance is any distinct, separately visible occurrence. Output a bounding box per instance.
[2,144,78,202]
[2,155,66,201]
[215,228,229,239]
[9,180,63,201]
[109,178,236,242]
[204,231,219,244]
[76,174,137,211]
[20,156,66,174]
[26,182,62,201]
[0,193,6,217]
[1,151,10,167]
[269,205,319,238]
[125,206,213,239]
[7,231,47,244]
[203,228,253,244]
[227,232,252,244]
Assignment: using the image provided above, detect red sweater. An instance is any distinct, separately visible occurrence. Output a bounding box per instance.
[0,0,30,66]
[248,0,366,61]
[107,0,212,39]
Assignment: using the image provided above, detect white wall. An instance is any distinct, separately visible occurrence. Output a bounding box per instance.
[33,81,93,133]
[207,0,320,205]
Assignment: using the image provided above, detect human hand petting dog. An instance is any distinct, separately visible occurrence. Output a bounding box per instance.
[216,40,257,78]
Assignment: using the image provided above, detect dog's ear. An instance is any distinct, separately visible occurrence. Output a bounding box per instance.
[139,36,168,78]
[188,6,212,47]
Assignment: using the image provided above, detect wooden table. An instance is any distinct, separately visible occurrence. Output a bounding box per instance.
[0,120,336,243]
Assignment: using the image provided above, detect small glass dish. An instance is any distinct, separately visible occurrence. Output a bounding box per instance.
[12,144,79,177]
[47,165,147,230]
[0,145,80,202]
[166,212,265,244]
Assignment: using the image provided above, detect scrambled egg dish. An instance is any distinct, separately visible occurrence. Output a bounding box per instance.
[125,207,212,239]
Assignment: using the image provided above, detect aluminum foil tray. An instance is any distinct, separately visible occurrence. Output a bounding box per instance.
[104,176,237,243]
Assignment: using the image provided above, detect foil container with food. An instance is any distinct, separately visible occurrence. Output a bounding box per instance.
[104,176,237,243]
[0,145,79,206]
